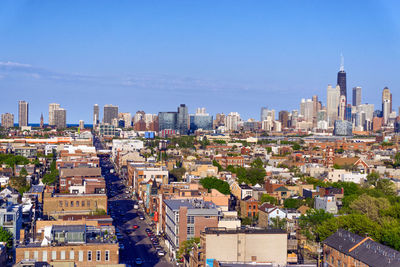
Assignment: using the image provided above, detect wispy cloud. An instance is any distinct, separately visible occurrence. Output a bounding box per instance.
[0,60,272,94]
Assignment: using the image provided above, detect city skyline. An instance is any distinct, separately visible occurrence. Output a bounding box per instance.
[1,1,400,122]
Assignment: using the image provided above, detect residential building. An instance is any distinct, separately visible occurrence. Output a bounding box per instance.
[315,195,338,214]
[54,108,67,129]
[1,113,14,128]
[225,112,241,131]
[15,224,119,266]
[18,100,29,127]
[93,104,99,126]
[163,199,220,257]
[191,228,287,266]
[43,193,108,219]
[48,103,60,126]
[0,200,23,242]
[323,229,400,267]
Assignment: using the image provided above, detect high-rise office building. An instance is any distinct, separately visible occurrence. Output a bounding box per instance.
[189,108,213,132]
[337,55,347,104]
[279,110,289,128]
[177,104,189,134]
[49,103,60,126]
[18,100,29,127]
[54,108,67,129]
[352,87,362,106]
[327,85,340,125]
[303,99,314,123]
[338,95,346,121]
[1,113,14,128]
[93,104,99,126]
[158,112,177,131]
[103,104,118,124]
[382,87,392,125]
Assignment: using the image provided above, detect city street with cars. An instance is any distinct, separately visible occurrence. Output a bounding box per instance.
[94,137,173,267]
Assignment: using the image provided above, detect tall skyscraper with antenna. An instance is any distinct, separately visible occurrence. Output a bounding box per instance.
[337,54,347,104]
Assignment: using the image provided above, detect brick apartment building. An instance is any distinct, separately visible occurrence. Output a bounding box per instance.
[162,199,220,257]
[43,194,107,219]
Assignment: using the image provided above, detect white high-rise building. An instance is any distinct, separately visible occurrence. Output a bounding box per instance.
[118,112,132,128]
[225,112,241,131]
[382,87,392,125]
[49,103,60,126]
[303,99,314,123]
[327,85,340,125]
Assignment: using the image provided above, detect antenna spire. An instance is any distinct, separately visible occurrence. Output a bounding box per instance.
[340,53,344,71]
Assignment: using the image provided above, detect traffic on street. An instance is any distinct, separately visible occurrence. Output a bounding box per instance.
[94,136,174,267]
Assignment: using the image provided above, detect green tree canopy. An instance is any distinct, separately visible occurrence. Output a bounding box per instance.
[199,177,230,195]
[0,226,13,248]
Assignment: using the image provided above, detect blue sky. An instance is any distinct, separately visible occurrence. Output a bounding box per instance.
[1,0,400,123]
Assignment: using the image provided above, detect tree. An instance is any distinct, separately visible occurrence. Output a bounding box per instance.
[260,194,278,205]
[284,198,302,209]
[376,179,396,196]
[251,158,264,169]
[0,226,13,248]
[169,167,186,182]
[200,177,231,195]
[19,167,28,177]
[366,172,380,187]
[212,160,223,172]
[349,194,390,221]
[177,237,200,259]
[241,217,252,225]
[270,217,287,230]
[292,143,301,151]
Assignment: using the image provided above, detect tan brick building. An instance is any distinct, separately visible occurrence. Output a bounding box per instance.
[43,194,107,219]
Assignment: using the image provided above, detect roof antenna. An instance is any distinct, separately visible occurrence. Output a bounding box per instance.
[340,53,344,71]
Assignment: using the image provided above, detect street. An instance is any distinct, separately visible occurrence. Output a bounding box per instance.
[95,137,174,267]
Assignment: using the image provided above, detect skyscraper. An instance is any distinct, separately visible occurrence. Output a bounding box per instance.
[93,104,99,126]
[327,85,340,125]
[225,112,241,131]
[352,87,362,106]
[382,87,392,125]
[18,100,29,127]
[1,113,14,128]
[338,95,346,121]
[49,103,60,126]
[189,108,213,132]
[54,108,67,129]
[279,110,289,128]
[337,55,347,104]
[103,104,118,124]
[177,104,189,134]
[79,120,84,130]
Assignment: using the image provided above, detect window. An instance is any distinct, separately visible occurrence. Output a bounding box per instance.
[52,251,57,260]
[82,201,85,207]
[24,251,29,259]
[87,200,90,207]
[76,201,79,207]
[105,250,110,261]
[59,201,63,207]
[60,250,66,260]
[42,251,47,261]
[187,216,194,224]
[187,226,194,235]
[65,200,68,207]
[71,201,74,207]
[34,251,38,260]
[87,251,92,261]
[96,250,101,261]
[69,250,74,260]
[78,251,83,261]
